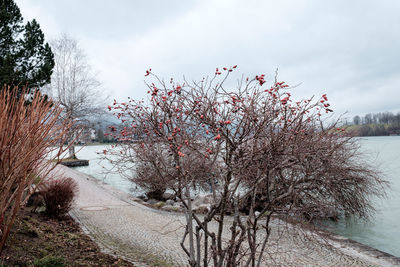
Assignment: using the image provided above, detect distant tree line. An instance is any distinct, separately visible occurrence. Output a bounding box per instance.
[351,112,400,136]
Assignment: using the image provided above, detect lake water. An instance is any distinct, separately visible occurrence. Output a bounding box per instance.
[72,136,400,257]
[327,136,400,257]
[72,146,141,195]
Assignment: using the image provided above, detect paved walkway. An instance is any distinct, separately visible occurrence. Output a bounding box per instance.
[55,165,397,266]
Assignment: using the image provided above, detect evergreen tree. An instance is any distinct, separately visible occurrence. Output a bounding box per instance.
[0,0,54,90]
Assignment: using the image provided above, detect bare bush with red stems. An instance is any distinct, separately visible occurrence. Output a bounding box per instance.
[106,67,386,266]
[41,177,78,217]
[0,86,74,253]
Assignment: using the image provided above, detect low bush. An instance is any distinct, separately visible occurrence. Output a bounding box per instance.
[33,255,66,267]
[41,178,78,217]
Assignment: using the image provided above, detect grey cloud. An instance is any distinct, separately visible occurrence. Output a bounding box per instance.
[15,0,400,117]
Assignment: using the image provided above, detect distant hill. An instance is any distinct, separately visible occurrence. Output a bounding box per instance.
[347,112,400,136]
[346,123,400,136]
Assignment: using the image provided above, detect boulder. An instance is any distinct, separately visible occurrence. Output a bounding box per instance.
[192,194,215,207]
[147,199,159,205]
[162,192,175,200]
[166,199,175,205]
[137,194,148,201]
[173,202,183,208]
[190,194,217,214]
[193,205,210,214]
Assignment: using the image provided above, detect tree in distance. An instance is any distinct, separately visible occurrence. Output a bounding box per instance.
[45,34,106,158]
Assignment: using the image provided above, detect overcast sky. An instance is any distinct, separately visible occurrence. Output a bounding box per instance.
[15,0,400,119]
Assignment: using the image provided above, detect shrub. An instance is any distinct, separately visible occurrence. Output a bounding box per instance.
[42,178,78,217]
[0,87,74,253]
[107,68,387,266]
[33,255,66,267]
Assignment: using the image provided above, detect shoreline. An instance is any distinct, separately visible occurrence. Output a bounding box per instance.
[63,165,400,266]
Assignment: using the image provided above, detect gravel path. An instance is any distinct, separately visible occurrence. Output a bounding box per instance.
[54,165,397,266]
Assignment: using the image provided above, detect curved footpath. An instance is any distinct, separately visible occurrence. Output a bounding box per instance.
[54,165,399,266]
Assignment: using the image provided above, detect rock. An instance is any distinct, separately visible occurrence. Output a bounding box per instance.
[162,205,183,212]
[137,194,148,201]
[147,199,158,205]
[166,199,175,205]
[173,202,183,208]
[190,194,216,213]
[162,192,175,200]
[193,205,210,214]
[192,194,215,207]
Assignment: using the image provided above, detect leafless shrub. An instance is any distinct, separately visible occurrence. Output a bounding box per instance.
[107,67,387,266]
[41,177,78,217]
[0,86,73,253]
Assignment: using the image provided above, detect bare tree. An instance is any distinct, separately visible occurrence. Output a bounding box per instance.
[364,113,373,124]
[45,34,106,158]
[353,115,360,125]
[107,67,387,266]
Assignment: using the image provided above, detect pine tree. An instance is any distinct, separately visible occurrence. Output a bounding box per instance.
[0,0,54,90]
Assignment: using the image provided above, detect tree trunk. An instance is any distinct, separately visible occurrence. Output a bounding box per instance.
[68,145,76,159]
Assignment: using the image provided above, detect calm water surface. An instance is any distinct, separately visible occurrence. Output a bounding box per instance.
[73,146,137,195]
[327,136,400,257]
[72,136,400,256]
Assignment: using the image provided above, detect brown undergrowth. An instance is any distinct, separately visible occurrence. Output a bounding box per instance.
[1,207,133,267]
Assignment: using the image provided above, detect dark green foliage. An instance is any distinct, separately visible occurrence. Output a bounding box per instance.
[33,255,66,267]
[0,0,54,90]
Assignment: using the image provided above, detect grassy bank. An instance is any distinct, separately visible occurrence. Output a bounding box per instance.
[345,123,400,136]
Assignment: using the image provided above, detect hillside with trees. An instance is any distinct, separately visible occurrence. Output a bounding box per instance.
[348,112,400,136]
